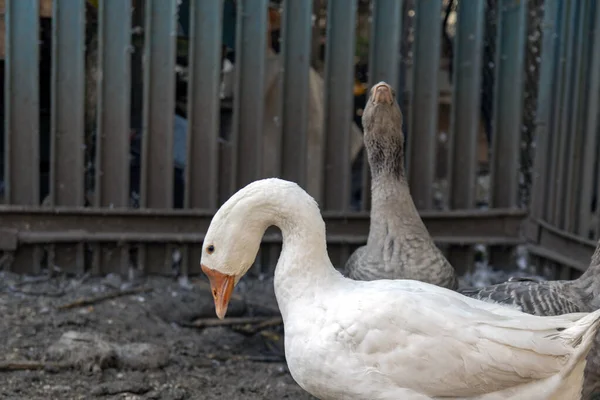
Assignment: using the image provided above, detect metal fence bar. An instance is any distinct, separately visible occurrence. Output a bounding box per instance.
[280,0,312,188]
[408,0,442,211]
[582,0,600,236]
[361,0,403,210]
[50,0,86,275]
[140,0,177,274]
[529,0,562,223]
[489,0,527,268]
[490,0,527,209]
[93,0,132,275]
[368,0,402,91]
[322,0,357,211]
[233,0,268,190]
[546,2,570,225]
[5,0,42,274]
[564,0,591,234]
[553,1,579,230]
[184,0,223,276]
[447,0,486,274]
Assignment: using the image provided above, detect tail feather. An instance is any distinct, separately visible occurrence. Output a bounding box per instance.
[469,309,600,400]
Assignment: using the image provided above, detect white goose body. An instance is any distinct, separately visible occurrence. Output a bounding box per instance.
[200,178,600,400]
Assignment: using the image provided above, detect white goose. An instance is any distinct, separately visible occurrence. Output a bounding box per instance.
[200,178,600,400]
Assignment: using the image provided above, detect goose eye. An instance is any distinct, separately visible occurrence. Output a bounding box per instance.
[206,245,215,254]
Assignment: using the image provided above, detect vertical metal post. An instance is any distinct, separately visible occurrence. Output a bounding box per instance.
[184,0,223,275]
[280,0,312,188]
[362,0,403,211]
[50,0,86,274]
[233,0,268,190]
[447,0,486,274]
[5,0,42,274]
[140,0,177,274]
[94,0,133,275]
[408,0,443,211]
[582,2,600,236]
[322,0,357,211]
[489,0,527,268]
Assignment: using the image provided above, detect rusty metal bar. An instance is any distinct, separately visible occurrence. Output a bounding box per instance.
[184,0,223,276]
[50,0,86,275]
[529,0,562,222]
[141,0,178,274]
[280,0,312,187]
[362,0,403,211]
[94,0,133,275]
[5,0,42,274]
[322,0,357,211]
[408,0,442,210]
[233,0,268,190]
[446,0,486,274]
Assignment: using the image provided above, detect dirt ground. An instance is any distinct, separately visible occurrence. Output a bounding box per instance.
[0,271,316,400]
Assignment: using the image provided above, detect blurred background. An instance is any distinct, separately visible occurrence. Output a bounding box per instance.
[0,0,598,288]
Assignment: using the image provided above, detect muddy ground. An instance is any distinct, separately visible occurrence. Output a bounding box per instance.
[0,271,316,400]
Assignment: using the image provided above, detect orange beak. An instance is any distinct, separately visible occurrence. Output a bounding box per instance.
[201,264,235,320]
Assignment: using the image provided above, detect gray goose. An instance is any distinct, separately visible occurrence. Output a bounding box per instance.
[347,81,600,399]
[344,82,458,290]
[460,249,600,400]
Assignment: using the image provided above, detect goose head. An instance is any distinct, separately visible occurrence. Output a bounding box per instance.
[199,183,270,319]
[362,81,405,178]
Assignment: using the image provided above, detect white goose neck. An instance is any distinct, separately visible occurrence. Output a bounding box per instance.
[240,179,341,319]
[234,180,335,312]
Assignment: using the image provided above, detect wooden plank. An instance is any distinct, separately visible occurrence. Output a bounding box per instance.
[93,0,132,276]
[5,0,42,274]
[184,0,223,276]
[140,0,177,275]
[408,0,442,211]
[322,0,357,211]
[233,0,268,190]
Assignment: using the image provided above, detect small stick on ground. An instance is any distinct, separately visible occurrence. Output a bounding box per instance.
[6,286,66,297]
[56,287,153,310]
[206,354,285,363]
[189,316,283,329]
[234,317,284,335]
[0,361,69,372]
[11,275,55,287]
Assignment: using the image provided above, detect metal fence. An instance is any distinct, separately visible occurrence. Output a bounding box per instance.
[0,0,598,280]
